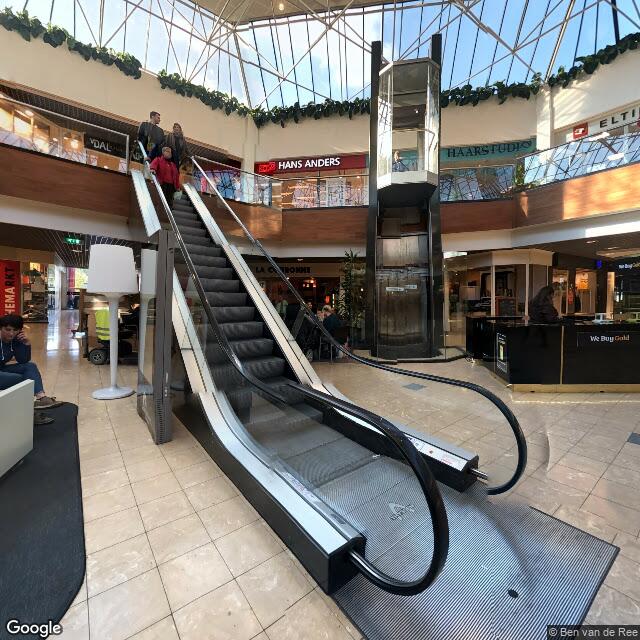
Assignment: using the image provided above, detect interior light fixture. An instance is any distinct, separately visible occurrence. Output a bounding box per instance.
[297,258,303,262]
[278,2,285,10]
[591,131,610,140]
[585,240,597,244]
[71,139,79,149]
[607,152,625,162]
[25,109,34,117]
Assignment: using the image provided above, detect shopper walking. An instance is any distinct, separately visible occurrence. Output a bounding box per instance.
[165,123,191,170]
[150,147,181,204]
[137,110,165,160]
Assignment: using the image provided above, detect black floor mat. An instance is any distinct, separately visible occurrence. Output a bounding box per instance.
[334,484,618,640]
[0,403,85,639]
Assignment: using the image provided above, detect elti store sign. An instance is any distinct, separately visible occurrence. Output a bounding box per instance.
[569,103,640,141]
[255,154,368,175]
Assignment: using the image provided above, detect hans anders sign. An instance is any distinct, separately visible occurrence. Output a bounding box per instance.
[441,138,536,165]
[255,154,368,175]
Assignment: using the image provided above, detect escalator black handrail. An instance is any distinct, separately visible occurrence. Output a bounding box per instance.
[287,381,449,596]
[191,156,527,495]
[138,143,287,405]
[142,143,449,595]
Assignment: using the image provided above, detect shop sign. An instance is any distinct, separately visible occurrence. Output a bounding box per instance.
[0,260,20,315]
[440,138,536,165]
[255,154,368,175]
[577,331,635,347]
[251,262,340,278]
[566,104,640,141]
[614,258,640,272]
[83,133,126,158]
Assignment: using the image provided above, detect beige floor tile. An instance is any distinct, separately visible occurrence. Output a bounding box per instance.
[147,513,211,564]
[554,506,619,542]
[199,496,259,540]
[87,534,156,597]
[122,444,164,466]
[174,460,222,488]
[139,491,194,531]
[77,427,116,448]
[614,532,640,564]
[537,464,600,493]
[604,554,640,602]
[556,452,609,477]
[172,581,262,640]
[59,600,89,640]
[603,464,640,490]
[84,507,145,554]
[70,574,88,608]
[126,457,172,484]
[81,452,125,478]
[88,569,170,640]
[184,476,237,512]
[585,585,640,624]
[81,467,130,498]
[582,495,640,536]
[265,590,353,640]
[159,542,233,611]
[127,616,180,640]
[131,472,182,505]
[83,485,136,522]
[79,439,121,462]
[592,477,640,511]
[215,521,282,577]
[568,443,619,464]
[236,552,313,627]
[116,433,155,452]
[515,476,588,509]
[163,446,208,471]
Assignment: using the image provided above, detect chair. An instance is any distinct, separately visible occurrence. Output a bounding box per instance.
[0,380,34,478]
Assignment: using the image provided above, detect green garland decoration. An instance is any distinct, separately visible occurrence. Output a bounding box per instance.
[2,7,639,125]
[0,7,141,78]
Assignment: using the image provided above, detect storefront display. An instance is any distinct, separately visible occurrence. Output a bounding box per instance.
[21,263,49,323]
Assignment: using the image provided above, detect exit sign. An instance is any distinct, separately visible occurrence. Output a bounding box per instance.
[65,237,81,245]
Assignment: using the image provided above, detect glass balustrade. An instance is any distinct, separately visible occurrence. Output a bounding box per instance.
[0,95,130,173]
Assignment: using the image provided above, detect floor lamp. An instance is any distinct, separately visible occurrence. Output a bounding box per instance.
[87,244,138,400]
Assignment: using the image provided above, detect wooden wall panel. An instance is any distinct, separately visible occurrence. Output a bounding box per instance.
[282,208,367,244]
[0,145,133,219]
[200,196,282,241]
[440,200,515,233]
[514,164,640,227]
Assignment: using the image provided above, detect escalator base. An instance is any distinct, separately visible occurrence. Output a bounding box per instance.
[334,484,617,640]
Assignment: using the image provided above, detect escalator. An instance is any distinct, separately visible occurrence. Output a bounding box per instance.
[132,147,616,639]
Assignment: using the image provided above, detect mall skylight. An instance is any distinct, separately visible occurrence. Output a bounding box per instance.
[7,0,640,109]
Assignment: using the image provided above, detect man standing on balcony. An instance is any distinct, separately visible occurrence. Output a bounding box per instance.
[137,111,164,160]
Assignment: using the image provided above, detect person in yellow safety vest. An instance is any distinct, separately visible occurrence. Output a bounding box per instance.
[95,309,112,342]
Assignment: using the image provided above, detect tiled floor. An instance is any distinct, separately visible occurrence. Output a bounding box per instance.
[27,312,640,639]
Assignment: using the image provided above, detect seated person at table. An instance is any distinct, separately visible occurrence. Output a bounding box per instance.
[0,314,62,409]
[528,286,559,323]
[322,305,342,335]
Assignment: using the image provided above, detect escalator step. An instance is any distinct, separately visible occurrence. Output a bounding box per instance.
[206,337,274,363]
[192,255,227,268]
[211,306,255,323]
[182,235,212,247]
[221,321,265,340]
[199,278,240,293]
[191,247,223,259]
[173,217,202,230]
[195,266,234,280]
[209,356,285,390]
[206,291,247,307]
[173,202,195,212]
[177,225,207,237]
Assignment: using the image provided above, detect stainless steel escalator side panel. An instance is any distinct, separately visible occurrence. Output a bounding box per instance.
[172,273,364,592]
[182,183,323,390]
[131,169,161,237]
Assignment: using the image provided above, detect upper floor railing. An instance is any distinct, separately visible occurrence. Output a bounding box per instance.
[0,94,130,173]
[515,130,640,189]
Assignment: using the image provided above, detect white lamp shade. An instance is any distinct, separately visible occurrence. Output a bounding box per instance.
[140,248,157,296]
[87,244,138,295]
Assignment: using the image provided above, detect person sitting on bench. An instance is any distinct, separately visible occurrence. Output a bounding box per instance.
[0,314,62,410]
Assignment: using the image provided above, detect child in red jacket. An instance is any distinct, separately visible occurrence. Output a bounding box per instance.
[150,146,180,204]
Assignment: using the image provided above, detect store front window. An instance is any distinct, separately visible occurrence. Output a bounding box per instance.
[0,95,129,173]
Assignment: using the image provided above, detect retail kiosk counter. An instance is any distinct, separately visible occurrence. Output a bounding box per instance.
[466,315,640,391]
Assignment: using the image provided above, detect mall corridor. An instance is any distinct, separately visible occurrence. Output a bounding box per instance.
[18,312,638,639]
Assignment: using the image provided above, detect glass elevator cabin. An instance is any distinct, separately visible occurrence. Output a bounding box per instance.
[367,37,444,359]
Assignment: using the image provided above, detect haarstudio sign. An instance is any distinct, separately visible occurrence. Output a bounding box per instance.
[255,154,368,175]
